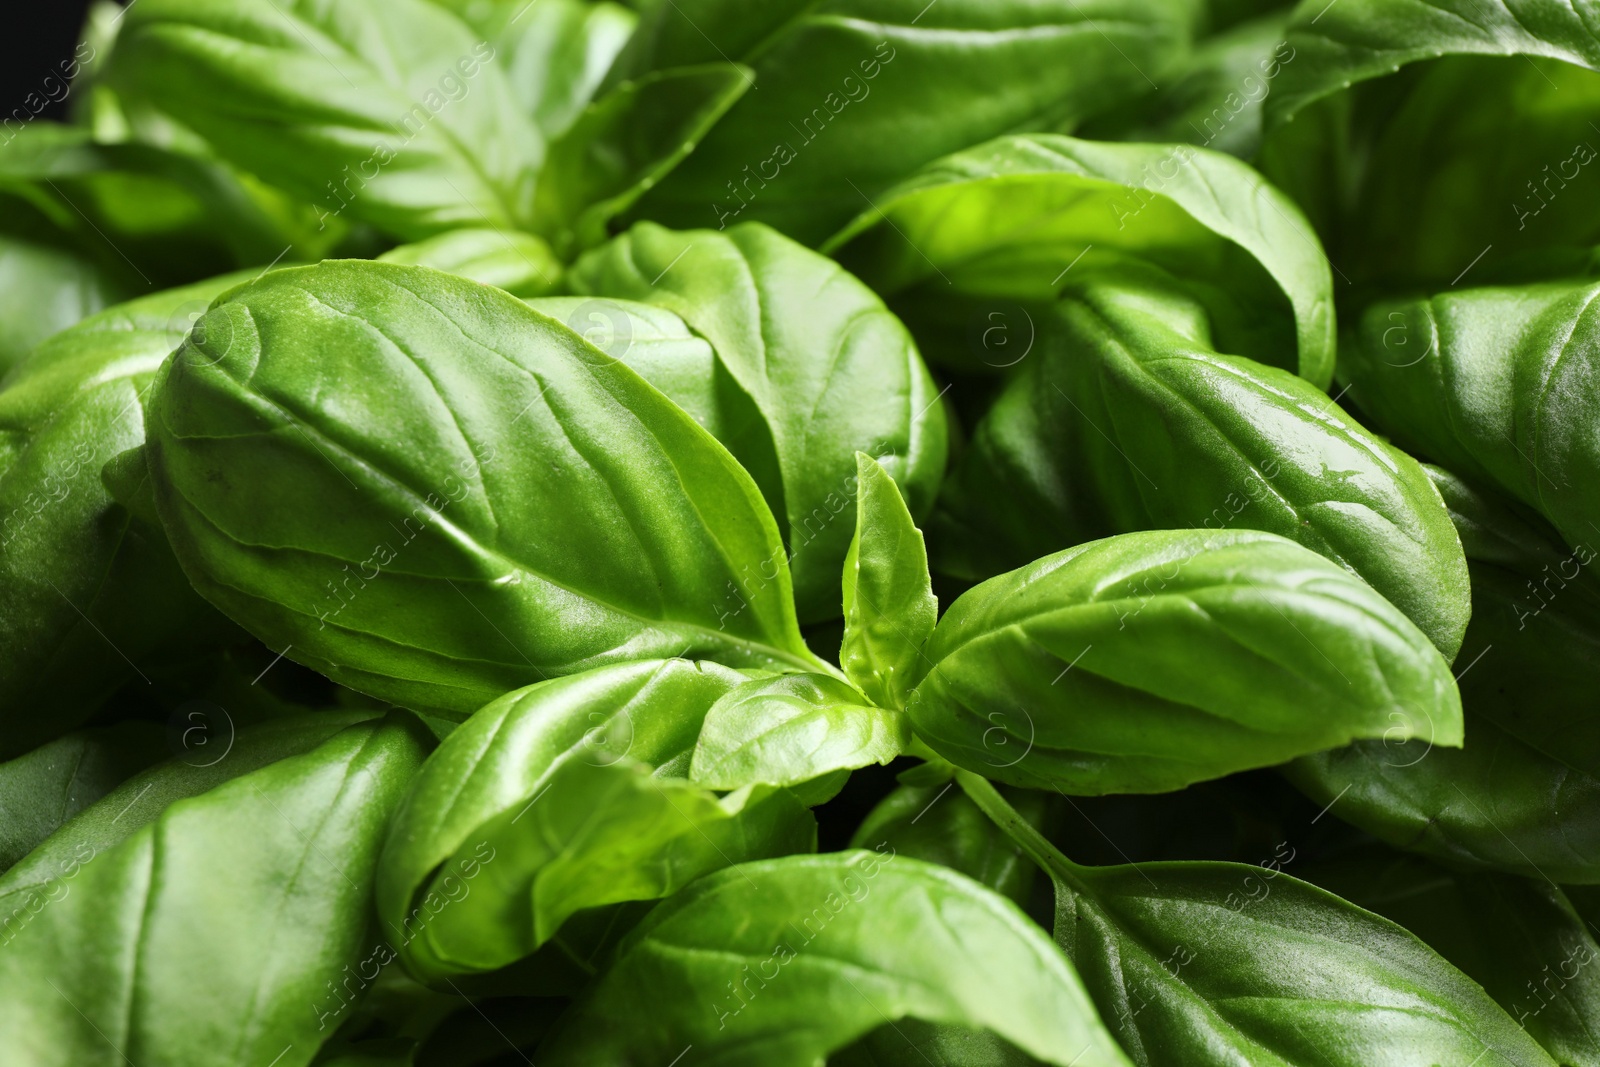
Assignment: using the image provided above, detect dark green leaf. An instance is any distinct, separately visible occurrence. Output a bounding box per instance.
[842,452,937,709]
[569,221,949,622]
[1306,848,1600,1067]
[377,659,815,983]
[614,0,1200,244]
[0,271,257,756]
[145,260,826,718]
[1287,468,1600,882]
[934,277,1470,658]
[537,852,1133,1066]
[959,772,1561,1067]
[909,529,1462,794]
[826,132,1336,385]
[0,722,167,873]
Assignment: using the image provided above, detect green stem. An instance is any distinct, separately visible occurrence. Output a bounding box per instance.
[954,769,1087,892]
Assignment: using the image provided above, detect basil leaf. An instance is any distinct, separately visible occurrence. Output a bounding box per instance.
[1306,849,1600,1067]
[377,659,815,982]
[0,712,431,1067]
[0,234,124,375]
[569,222,949,622]
[826,132,1336,386]
[613,0,1198,244]
[537,852,1133,1066]
[535,64,751,255]
[377,229,561,297]
[0,711,380,925]
[909,529,1462,795]
[1270,0,1600,128]
[1343,280,1600,555]
[0,271,258,757]
[145,261,824,718]
[0,722,166,873]
[959,772,1561,1067]
[1287,468,1600,882]
[427,0,636,138]
[935,278,1470,658]
[690,672,907,789]
[842,452,937,709]
[1263,3,1600,288]
[110,0,544,239]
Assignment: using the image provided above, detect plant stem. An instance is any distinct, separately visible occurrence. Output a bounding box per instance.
[954,769,1087,892]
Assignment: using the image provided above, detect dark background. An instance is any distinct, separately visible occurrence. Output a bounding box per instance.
[5,2,99,122]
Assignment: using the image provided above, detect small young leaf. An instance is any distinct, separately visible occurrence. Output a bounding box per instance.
[842,452,937,709]
[377,229,561,297]
[690,672,909,790]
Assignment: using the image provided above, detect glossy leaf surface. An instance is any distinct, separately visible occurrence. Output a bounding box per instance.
[909,529,1462,794]
[538,852,1133,1066]
[145,260,821,718]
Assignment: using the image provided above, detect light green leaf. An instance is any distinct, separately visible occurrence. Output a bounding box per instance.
[109,0,545,239]
[377,228,561,297]
[538,852,1134,1067]
[145,261,825,718]
[909,529,1462,794]
[376,659,814,982]
[842,452,937,709]
[0,712,431,1067]
[690,672,908,789]
[0,235,124,376]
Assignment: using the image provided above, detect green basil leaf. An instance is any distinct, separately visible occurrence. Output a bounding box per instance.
[0,234,124,376]
[842,452,937,709]
[1305,848,1600,1067]
[1287,468,1600,883]
[1270,0,1600,129]
[0,271,259,757]
[427,0,636,138]
[537,852,1133,1066]
[377,659,814,982]
[0,711,380,925]
[826,132,1336,386]
[1264,4,1600,288]
[690,672,907,789]
[377,229,561,297]
[535,64,751,255]
[0,722,167,873]
[570,221,948,622]
[1343,280,1600,555]
[109,0,544,239]
[909,529,1463,795]
[0,711,431,1067]
[612,0,1199,244]
[935,277,1470,658]
[145,261,825,718]
[959,773,1561,1067]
